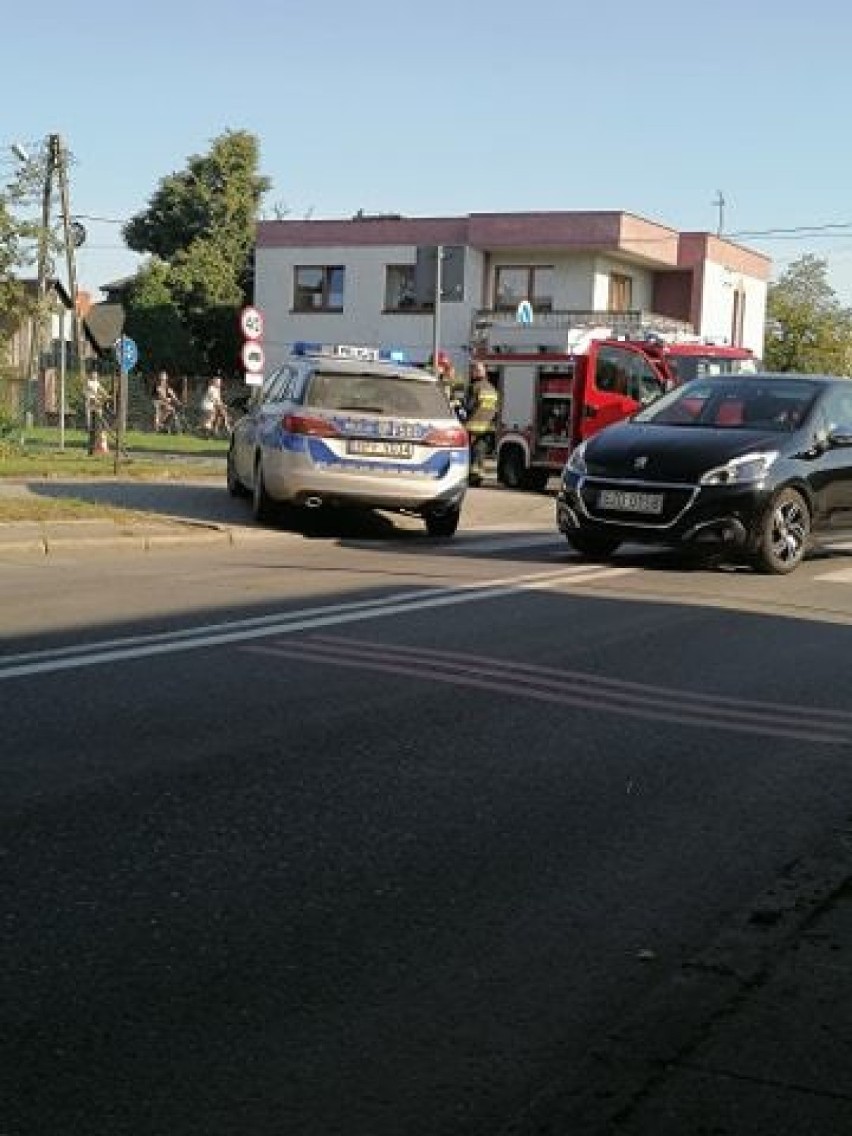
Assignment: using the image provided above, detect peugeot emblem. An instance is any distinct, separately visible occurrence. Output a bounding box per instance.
[634,455,648,470]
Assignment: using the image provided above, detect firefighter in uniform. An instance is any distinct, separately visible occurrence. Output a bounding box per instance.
[465,362,499,486]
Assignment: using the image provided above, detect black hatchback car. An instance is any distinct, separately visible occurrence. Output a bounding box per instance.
[557,373,852,574]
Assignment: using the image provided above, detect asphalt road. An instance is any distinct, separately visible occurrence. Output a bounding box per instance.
[3,483,852,1135]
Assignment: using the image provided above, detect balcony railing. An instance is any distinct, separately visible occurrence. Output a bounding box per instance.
[472,308,693,344]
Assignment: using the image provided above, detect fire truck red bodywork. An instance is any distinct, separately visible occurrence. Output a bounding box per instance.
[472,321,756,491]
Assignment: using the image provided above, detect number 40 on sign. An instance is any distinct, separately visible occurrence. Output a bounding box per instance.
[240,306,264,341]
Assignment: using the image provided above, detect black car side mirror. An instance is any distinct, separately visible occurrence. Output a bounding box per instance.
[827,426,852,448]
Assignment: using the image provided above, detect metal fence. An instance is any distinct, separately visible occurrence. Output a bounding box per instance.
[0,365,243,441]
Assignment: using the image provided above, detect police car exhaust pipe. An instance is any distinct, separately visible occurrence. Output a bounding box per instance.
[304,496,323,509]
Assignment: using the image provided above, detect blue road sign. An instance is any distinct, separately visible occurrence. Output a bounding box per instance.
[114,335,139,371]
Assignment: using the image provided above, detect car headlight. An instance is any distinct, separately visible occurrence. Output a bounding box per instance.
[700,450,779,486]
[565,441,588,476]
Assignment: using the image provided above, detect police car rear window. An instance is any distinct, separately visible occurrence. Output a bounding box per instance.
[306,372,450,417]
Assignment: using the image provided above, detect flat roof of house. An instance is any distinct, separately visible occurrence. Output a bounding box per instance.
[256,209,771,278]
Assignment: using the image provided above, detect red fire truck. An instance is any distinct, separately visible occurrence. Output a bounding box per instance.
[471,312,757,491]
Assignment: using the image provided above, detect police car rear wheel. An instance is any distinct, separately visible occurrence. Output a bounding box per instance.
[252,459,278,525]
[425,506,461,538]
[227,447,249,498]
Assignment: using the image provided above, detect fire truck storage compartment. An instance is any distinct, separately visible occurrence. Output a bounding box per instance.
[537,366,573,444]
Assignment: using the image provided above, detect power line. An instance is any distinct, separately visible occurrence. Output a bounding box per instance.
[72,213,127,224]
[729,221,852,238]
[31,207,852,246]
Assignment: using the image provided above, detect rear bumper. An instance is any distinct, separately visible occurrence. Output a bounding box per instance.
[264,447,469,513]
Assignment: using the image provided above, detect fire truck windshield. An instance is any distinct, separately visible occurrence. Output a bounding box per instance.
[667,355,757,385]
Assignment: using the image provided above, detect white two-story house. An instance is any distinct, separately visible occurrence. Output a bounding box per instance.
[254,210,770,374]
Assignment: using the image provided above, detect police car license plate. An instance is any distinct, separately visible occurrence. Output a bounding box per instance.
[347,439,413,459]
[598,489,664,514]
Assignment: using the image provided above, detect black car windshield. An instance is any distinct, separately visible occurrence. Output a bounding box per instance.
[632,378,820,432]
[306,371,451,417]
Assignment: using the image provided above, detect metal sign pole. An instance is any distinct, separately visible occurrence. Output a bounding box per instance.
[114,355,126,475]
[431,244,443,374]
[59,308,66,451]
[111,335,137,472]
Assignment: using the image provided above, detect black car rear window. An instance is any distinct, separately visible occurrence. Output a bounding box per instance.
[306,371,451,417]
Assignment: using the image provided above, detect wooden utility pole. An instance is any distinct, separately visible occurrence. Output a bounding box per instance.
[55,136,86,381]
[25,137,57,424]
[25,134,85,429]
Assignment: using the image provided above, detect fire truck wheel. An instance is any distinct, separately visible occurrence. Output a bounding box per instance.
[498,446,527,490]
[565,531,621,560]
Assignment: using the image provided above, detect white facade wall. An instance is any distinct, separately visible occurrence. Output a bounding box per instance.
[590,257,655,312]
[698,260,767,358]
[255,244,476,373]
[255,238,767,375]
[473,250,655,312]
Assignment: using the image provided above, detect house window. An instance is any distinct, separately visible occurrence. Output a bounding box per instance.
[494,266,554,312]
[385,264,419,311]
[608,273,633,312]
[293,266,345,312]
[731,288,746,346]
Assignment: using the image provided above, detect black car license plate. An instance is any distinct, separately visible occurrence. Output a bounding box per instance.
[347,439,414,459]
[598,488,664,514]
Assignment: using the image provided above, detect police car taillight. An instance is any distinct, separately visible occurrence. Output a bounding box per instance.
[283,413,338,437]
[423,424,468,448]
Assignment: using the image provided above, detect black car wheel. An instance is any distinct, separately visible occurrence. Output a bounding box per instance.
[252,458,278,525]
[565,531,621,559]
[753,488,810,575]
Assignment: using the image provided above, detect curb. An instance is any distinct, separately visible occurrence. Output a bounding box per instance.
[0,521,235,557]
[0,519,294,556]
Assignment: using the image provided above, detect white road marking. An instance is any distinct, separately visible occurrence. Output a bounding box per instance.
[0,562,633,681]
[813,564,852,583]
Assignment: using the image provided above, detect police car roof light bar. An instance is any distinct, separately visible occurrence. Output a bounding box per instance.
[292,341,407,363]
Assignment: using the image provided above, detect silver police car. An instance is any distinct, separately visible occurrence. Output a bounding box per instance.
[227,343,470,535]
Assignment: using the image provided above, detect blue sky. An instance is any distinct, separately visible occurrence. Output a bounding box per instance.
[4,0,852,303]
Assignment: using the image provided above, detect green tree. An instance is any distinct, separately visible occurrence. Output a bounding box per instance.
[123,130,269,376]
[0,197,30,342]
[0,152,46,353]
[123,260,201,375]
[764,254,852,375]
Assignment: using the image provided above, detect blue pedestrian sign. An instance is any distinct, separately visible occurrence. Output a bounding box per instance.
[114,335,139,372]
[515,300,534,325]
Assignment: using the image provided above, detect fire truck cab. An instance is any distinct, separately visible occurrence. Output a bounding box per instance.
[471,313,757,491]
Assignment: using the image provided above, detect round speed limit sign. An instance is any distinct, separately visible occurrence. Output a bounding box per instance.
[240,306,264,341]
[241,340,265,374]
